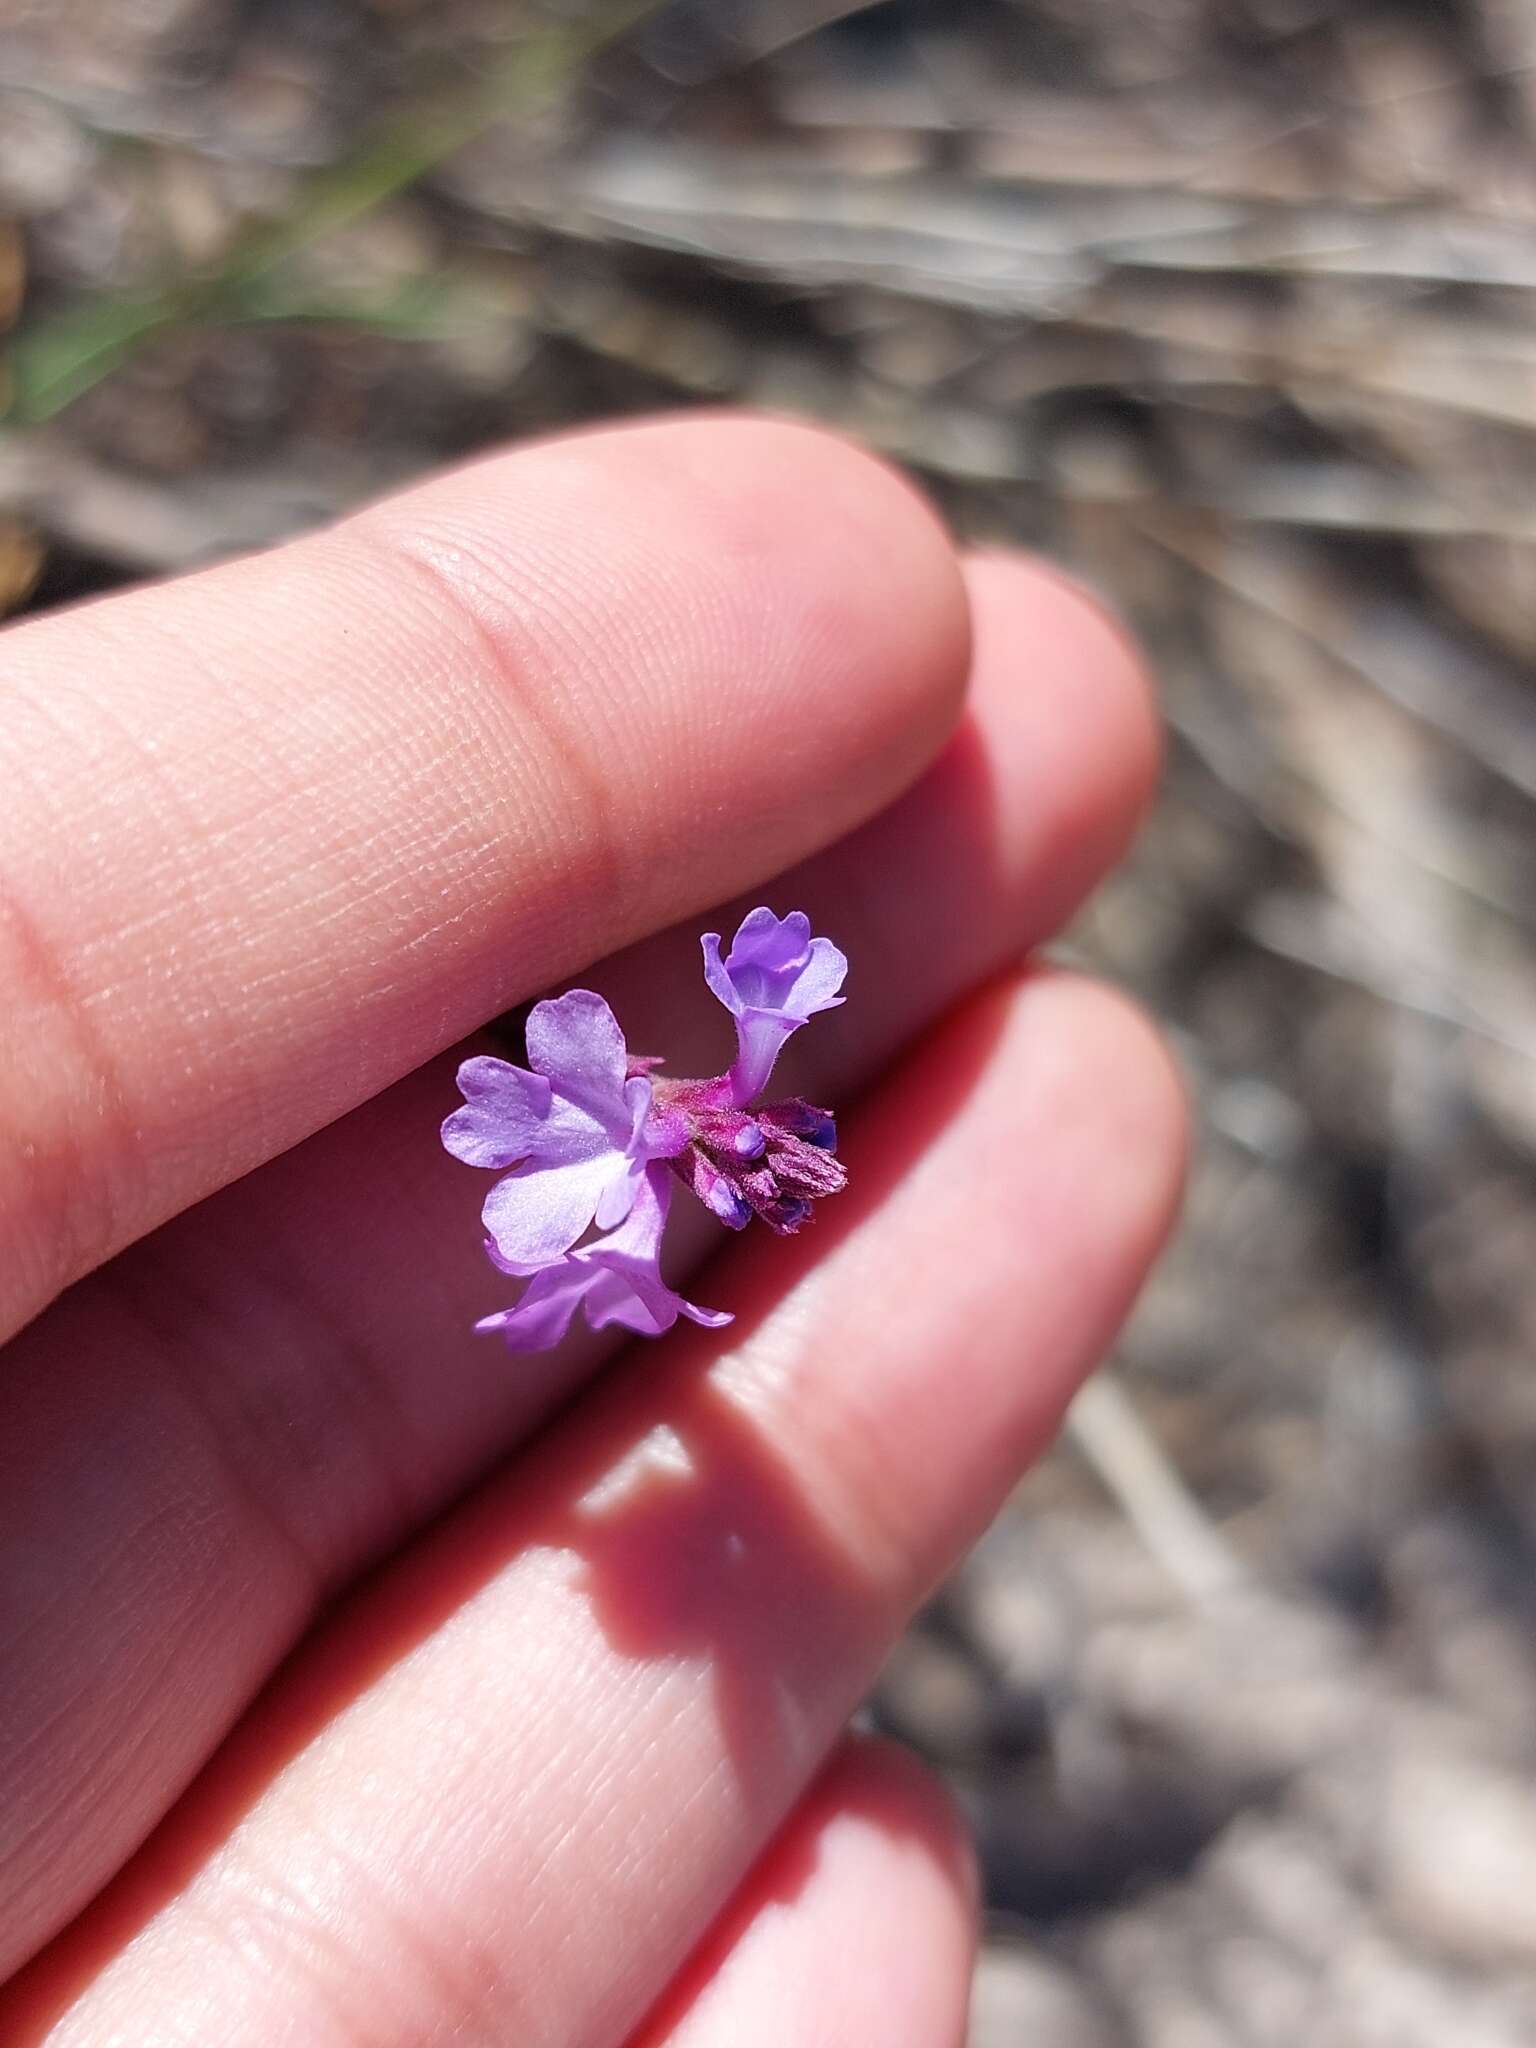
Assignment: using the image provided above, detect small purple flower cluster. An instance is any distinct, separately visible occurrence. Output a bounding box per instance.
[443,909,848,1351]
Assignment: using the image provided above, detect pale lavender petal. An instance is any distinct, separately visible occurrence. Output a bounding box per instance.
[678,1297,736,1329]
[621,1074,663,1156]
[482,1150,625,1271]
[588,1075,663,1228]
[700,930,739,1016]
[731,905,809,971]
[444,1054,616,1171]
[581,1269,733,1336]
[578,1165,731,1333]
[717,908,846,1016]
[533,1096,622,1164]
[582,1155,670,1260]
[475,1264,590,1352]
[483,1234,527,1277]
[441,1056,553,1167]
[524,990,631,1130]
[581,1266,676,1337]
[479,1167,730,1350]
[594,1149,646,1231]
[727,1012,800,1108]
[784,935,848,1016]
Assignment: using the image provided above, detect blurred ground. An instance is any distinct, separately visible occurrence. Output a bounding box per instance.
[4,3,1536,2042]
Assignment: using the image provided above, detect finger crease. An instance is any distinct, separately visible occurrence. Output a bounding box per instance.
[369,530,634,947]
[0,873,142,1310]
[94,1251,329,1606]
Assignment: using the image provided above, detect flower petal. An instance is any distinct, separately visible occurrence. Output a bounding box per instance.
[679,1297,736,1329]
[441,1056,553,1168]
[475,1263,590,1352]
[443,1053,616,1171]
[523,990,631,1129]
[731,906,810,971]
[784,934,848,1016]
[481,1149,625,1272]
[727,1010,800,1107]
[720,908,846,1017]
[580,1266,674,1336]
[700,930,740,1017]
[481,1165,731,1350]
[579,1164,732,1332]
[580,1269,733,1337]
[578,1156,670,1260]
[594,1149,646,1231]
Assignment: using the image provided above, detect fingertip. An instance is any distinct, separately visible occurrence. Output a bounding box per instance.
[966,970,1188,1317]
[640,1731,977,2048]
[652,412,975,793]
[964,550,1160,784]
[630,410,973,719]
[961,549,1161,923]
[357,409,972,831]
[815,1732,980,1915]
[1021,970,1190,1241]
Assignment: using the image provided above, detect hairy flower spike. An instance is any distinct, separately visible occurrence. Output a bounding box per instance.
[443,909,850,1351]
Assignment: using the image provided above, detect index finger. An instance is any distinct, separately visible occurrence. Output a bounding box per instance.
[0,414,968,1342]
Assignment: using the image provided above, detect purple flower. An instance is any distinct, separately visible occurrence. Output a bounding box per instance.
[475,1166,730,1352]
[445,908,849,1352]
[701,907,847,1104]
[443,990,664,1273]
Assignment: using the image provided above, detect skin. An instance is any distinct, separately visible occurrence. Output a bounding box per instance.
[0,414,1185,2046]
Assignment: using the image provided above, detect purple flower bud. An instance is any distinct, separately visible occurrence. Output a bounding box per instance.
[762,1099,838,1151]
[759,1192,812,1234]
[688,1153,753,1231]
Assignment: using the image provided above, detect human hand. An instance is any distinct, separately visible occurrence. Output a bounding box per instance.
[0,416,1183,2045]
